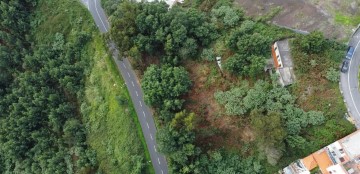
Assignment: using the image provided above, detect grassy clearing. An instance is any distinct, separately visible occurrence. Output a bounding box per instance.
[33,0,96,43]
[81,35,154,174]
[335,12,360,27]
[33,0,152,173]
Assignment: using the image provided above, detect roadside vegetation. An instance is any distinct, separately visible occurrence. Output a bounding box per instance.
[290,31,355,154]
[101,0,121,15]
[107,0,355,173]
[81,35,153,174]
[0,0,149,173]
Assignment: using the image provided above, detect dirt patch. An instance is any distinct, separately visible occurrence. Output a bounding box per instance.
[183,60,255,150]
[234,0,359,40]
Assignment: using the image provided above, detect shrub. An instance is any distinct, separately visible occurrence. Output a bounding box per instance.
[325,67,339,82]
[201,48,215,61]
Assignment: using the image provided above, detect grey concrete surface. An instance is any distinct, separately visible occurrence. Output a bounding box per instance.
[340,26,360,129]
[79,0,168,173]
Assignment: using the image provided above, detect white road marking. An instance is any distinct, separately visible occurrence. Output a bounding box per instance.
[143,111,146,118]
[127,72,130,77]
[158,158,161,164]
[150,134,153,140]
[348,39,360,118]
[122,63,127,69]
[136,91,139,96]
[132,81,135,87]
[154,145,157,152]
[85,0,89,10]
[146,123,150,129]
[94,0,108,32]
[139,101,143,107]
[161,170,164,174]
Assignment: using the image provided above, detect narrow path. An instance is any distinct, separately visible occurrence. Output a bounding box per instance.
[340,26,360,129]
[79,0,169,173]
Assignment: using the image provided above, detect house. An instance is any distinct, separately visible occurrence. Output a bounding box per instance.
[271,39,296,86]
[137,0,184,7]
[280,130,360,174]
[282,159,310,174]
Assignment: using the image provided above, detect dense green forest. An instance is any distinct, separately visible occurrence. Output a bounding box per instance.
[0,0,33,95]
[0,0,97,173]
[107,0,355,173]
[0,1,94,173]
[0,0,150,173]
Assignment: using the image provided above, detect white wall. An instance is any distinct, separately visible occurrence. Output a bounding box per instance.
[136,0,184,7]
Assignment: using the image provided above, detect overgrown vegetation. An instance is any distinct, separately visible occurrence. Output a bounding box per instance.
[289,31,355,156]
[107,0,355,173]
[0,0,96,173]
[101,0,122,15]
[81,36,152,174]
[335,12,360,27]
[0,0,150,173]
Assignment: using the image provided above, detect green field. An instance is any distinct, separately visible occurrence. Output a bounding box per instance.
[34,0,152,173]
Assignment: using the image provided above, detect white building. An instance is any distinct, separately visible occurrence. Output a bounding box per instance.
[281,130,360,174]
[136,0,184,7]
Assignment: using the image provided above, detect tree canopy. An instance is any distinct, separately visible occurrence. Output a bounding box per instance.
[0,1,98,172]
[111,1,218,63]
[142,64,192,113]
[0,0,34,95]
[214,79,326,165]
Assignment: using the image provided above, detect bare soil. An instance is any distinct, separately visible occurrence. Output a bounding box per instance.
[234,0,360,41]
[183,60,255,151]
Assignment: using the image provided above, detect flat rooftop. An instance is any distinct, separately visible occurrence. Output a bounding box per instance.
[343,157,360,174]
[278,67,295,86]
[272,39,296,86]
[277,39,293,67]
[312,149,333,174]
[340,130,360,159]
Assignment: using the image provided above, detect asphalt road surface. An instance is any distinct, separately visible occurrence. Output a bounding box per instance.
[79,0,169,173]
[340,27,360,129]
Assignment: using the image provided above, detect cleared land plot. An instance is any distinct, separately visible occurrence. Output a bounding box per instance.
[234,0,360,40]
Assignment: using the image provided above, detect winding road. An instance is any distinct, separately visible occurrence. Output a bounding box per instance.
[79,0,360,172]
[340,27,360,129]
[79,0,168,173]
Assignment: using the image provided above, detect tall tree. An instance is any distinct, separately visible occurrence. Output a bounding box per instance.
[250,110,286,165]
[142,65,191,112]
[214,82,249,116]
